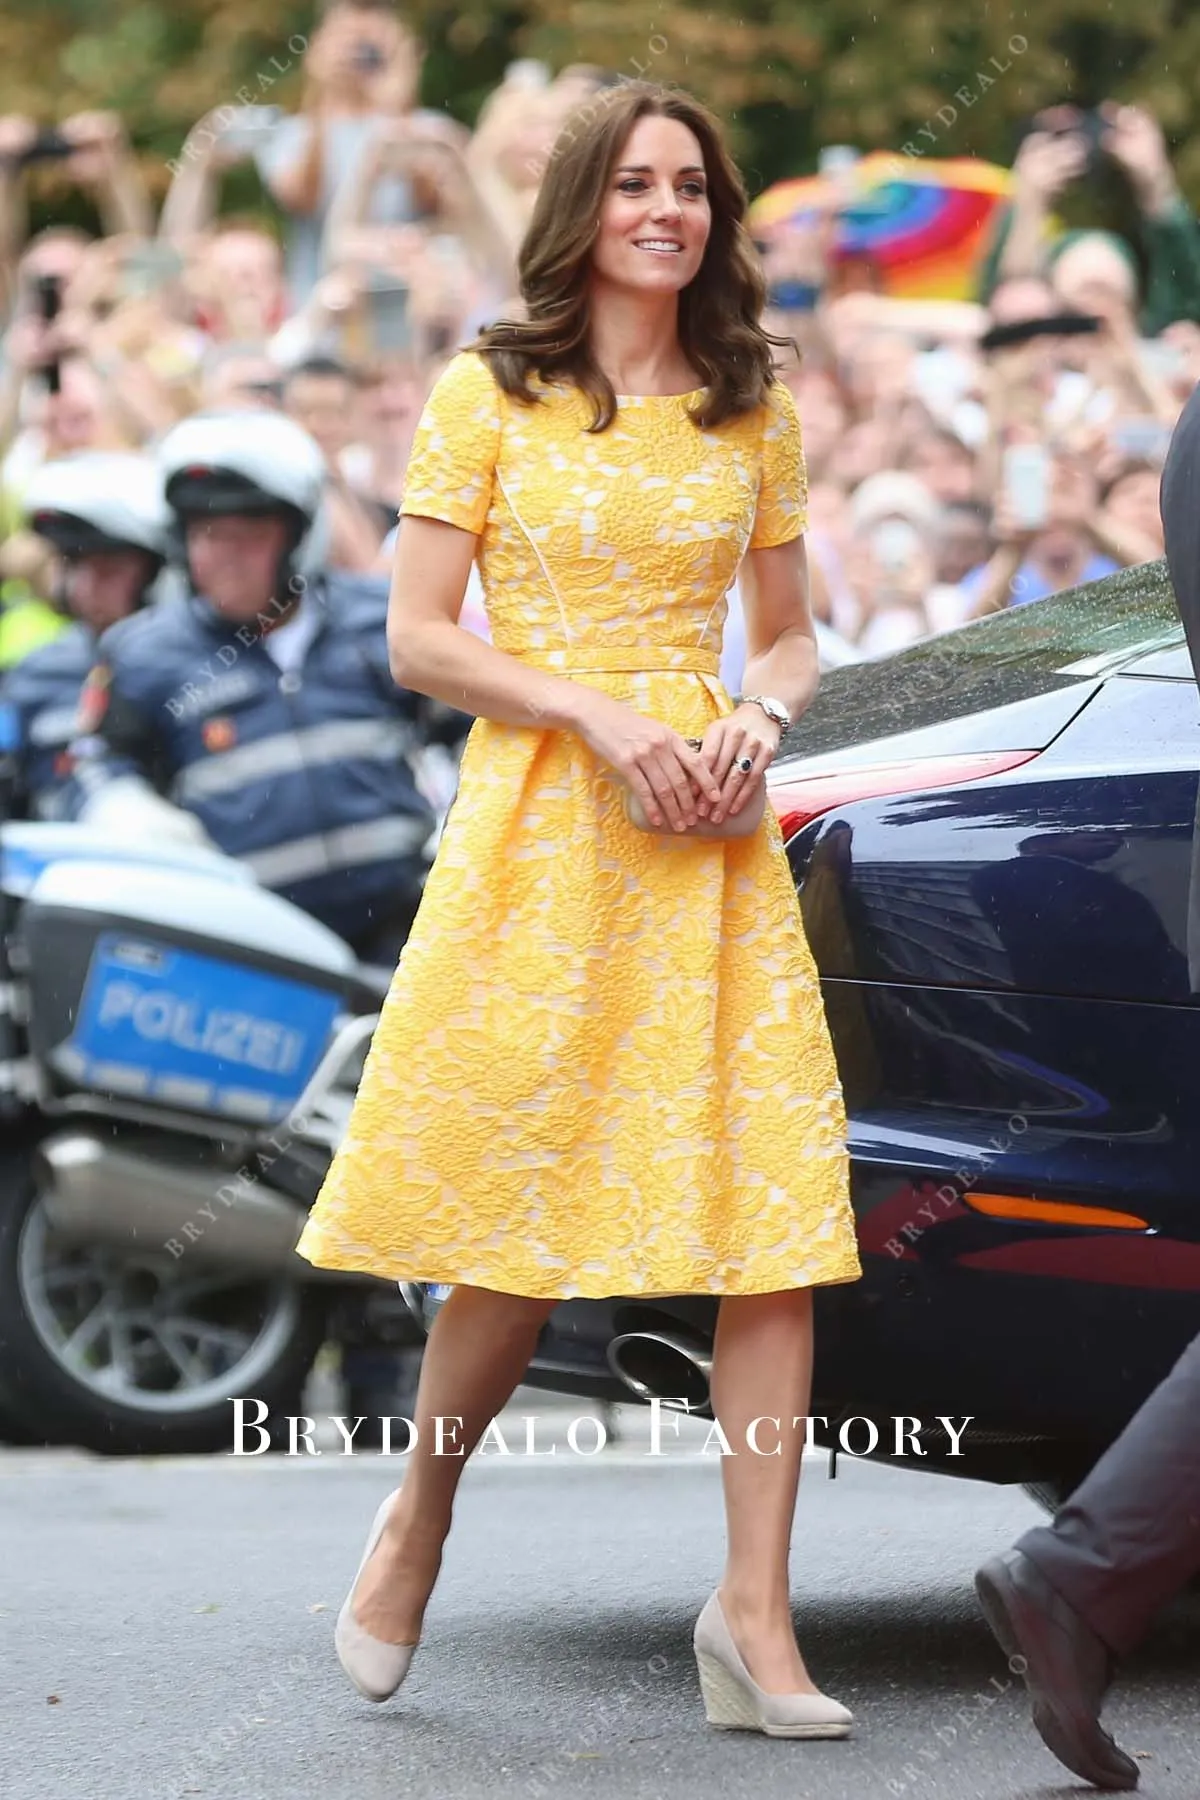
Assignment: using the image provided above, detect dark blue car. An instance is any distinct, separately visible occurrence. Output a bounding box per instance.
[417,559,1200,1503]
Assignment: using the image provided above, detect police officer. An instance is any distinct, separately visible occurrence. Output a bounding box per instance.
[2,451,168,818]
[65,409,463,964]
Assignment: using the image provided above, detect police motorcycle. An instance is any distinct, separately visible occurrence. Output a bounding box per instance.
[0,799,429,1454]
[0,469,430,1457]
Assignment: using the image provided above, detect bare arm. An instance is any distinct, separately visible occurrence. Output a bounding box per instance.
[0,364,25,459]
[994,130,1089,283]
[320,126,388,264]
[324,475,386,572]
[0,313,48,457]
[965,495,1037,619]
[429,152,517,294]
[96,150,154,239]
[386,513,592,728]
[0,116,35,325]
[738,535,820,724]
[158,117,232,244]
[61,113,154,239]
[264,113,324,217]
[964,541,1026,619]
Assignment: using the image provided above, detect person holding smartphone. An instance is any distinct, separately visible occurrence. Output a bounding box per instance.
[962,448,1120,618]
[322,122,513,322]
[979,101,1200,338]
[0,111,152,318]
[256,0,455,305]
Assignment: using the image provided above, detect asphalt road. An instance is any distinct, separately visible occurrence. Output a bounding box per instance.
[4,1399,1198,1800]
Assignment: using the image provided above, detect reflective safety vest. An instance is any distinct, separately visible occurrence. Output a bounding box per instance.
[0,620,95,815]
[0,587,67,671]
[63,573,445,944]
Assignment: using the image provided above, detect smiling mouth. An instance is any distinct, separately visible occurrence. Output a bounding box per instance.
[633,239,684,254]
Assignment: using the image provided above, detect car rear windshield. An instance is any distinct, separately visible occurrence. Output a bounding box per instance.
[783,558,1184,760]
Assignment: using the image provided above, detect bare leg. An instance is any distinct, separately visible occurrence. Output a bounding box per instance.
[709,1286,820,1694]
[352,1284,558,1643]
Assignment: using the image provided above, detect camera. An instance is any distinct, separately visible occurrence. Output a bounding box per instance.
[1019,104,1107,176]
[3,126,74,171]
[32,271,62,323]
[31,272,63,395]
[351,41,386,74]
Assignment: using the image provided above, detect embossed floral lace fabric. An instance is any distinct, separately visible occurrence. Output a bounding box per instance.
[295,350,862,1298]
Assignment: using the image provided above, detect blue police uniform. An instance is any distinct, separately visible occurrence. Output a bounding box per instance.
[63,572,461,955]
[0,622,96,818]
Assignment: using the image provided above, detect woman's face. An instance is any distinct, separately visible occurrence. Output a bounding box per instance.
[591,114,710,299]
[1051,240,1137,332]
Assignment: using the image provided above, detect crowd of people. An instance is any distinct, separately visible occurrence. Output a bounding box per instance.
[0,1,1197,831]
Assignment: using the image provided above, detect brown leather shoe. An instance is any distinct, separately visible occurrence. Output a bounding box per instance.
[975,1551,1139,1790]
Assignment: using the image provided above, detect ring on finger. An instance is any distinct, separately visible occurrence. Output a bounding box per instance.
[736,754,754,774]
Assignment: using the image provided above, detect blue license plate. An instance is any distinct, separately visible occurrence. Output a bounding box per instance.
[60,933,342,1124]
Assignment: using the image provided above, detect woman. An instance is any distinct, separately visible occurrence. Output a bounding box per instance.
[295,79,862,1739]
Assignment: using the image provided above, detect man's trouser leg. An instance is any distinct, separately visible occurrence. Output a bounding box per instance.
[1015,1327,1200,1656]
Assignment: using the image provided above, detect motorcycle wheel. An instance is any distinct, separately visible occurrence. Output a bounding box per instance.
[0,1146,326,1456]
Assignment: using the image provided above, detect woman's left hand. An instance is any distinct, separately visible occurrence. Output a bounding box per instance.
[696,704,782,823]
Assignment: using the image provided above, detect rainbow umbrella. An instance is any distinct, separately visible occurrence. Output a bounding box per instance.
[749,153,1013,300]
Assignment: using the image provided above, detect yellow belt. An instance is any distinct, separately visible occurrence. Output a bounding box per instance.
[512,645,721,676]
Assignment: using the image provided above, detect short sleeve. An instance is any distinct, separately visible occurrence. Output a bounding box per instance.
[398,351,502,535]
[253,115,310,189]
[747,380,808,549]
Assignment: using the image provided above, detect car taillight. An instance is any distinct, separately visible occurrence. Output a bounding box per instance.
[769,749,1040,841]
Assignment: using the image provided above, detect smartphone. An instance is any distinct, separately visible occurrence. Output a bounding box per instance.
[363,275,411,355]
[350,41,387,74]
[32,271,62,395]
[980,313,1103,354]
[1002,443,1050,530]
[1062,107,1106,165]
[120,242,183,299]
[1013,104,1106,178]
[218,105,285,157]
[872,519,923,576]
[32,271,62,323]
[9,126,74,170]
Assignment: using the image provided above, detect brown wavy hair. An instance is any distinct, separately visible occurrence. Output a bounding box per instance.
[466,81,791,432]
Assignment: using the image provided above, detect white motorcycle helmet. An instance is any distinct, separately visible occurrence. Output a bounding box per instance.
[26,451,170,603]
[157,409,331,591]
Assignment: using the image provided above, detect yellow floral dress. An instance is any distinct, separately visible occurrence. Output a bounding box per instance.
[295,349,862,1299]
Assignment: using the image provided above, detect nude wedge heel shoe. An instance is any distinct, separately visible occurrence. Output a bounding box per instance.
[692,1589,853,1738]
[335,1488,418,1703]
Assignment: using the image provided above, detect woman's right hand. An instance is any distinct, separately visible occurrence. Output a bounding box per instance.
[573,694,724,832]
[1013,125,1089,204]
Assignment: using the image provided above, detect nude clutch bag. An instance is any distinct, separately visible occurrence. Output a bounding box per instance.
[621,739,766,840]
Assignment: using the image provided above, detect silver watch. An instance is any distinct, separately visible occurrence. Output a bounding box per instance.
[738,693,791,732]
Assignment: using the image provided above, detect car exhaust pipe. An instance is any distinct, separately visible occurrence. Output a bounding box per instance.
[606,1329,712,1416]
[34,1131,319,1276]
